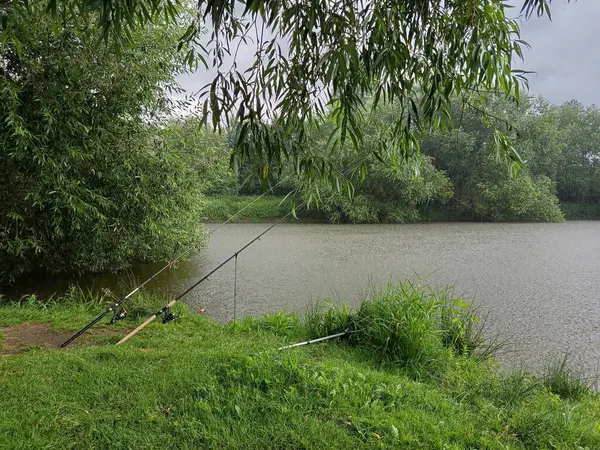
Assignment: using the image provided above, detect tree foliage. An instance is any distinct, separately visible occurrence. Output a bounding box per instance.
[302,155,453,224]
[0,0,582,283]
[553,101,600,204]
[295,103,453,223]
[419,94,600,222]
[5,0,562,191]
[197,91,597,224]
[158,119,238,196]
[474,173,563,222]
[0,4,204,284]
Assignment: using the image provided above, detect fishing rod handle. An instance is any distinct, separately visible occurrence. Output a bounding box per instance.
[116,315,157,345]
[117,299,177,345]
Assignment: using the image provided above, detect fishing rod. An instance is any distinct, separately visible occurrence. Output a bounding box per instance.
[116,203,307,345]
[60,176,294,348]
[116,158,374,345]
[64,156,366,347]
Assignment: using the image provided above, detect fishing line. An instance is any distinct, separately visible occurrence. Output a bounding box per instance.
[233,253,238,324]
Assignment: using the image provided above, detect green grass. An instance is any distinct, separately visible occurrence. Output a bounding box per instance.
[541,351,596,400]
[201,195,294,222]
[561,202,600,220]
[202,195,327,223]
[0,286,166,332]
[1,285,599,449]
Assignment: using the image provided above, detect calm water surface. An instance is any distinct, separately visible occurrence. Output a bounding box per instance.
[10,221,600,373]
[184,221,600,373]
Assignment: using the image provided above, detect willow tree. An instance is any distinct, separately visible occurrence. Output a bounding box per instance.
[5,0,560,188]
[0,0,563,281]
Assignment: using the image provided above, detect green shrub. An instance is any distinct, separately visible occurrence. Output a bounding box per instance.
[304,283,507,373]
[351,283,446,369]
[475,174,565,222]
[0,8,205,284]
[300,155,453,224]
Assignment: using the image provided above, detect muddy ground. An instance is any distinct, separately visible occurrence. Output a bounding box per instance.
[0,323,129,355]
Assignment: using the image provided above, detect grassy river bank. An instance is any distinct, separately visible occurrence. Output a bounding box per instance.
[1,285,598,449]
[202,195,600,223]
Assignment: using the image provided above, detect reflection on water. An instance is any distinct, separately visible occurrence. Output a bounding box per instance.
[5,221,600,374]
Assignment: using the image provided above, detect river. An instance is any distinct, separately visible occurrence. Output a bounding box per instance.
[8,221,600,374]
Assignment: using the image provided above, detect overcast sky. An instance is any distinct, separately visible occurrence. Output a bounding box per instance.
[514,0,600,105]
[177,0,600,107]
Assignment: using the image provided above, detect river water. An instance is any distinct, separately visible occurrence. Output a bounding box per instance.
[8,221,600,373]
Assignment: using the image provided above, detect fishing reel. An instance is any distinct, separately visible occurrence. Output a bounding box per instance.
[110,308,127,325]
[161,307,179,324]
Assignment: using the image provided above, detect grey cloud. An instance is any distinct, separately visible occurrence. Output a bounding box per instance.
[515,0,600,105]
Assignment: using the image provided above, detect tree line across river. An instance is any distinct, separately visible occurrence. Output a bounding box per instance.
[202,96,600,225]
[1,6,599,285]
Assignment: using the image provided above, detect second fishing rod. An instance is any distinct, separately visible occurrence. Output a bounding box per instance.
[116,159,370,344]
[116,203,306,344]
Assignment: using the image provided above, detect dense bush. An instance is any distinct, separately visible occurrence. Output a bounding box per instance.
[158,120,238,196]
[474,174,565,221]
[351,284,447,371]
[292,101,454,224]
[0,7,205,284]
[305,155,453,224]
[561,202,600,220]
[306,282,496,374]
[421,96,598,222]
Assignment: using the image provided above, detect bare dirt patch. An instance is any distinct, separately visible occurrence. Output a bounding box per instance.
[0,323,129,355]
